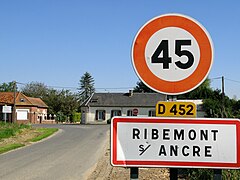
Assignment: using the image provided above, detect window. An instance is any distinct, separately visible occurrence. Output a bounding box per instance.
[148,110,156,117]
[111,110,121,118]
[127,110,133,116]
[90,99,98,103]
[96,110,106,120]
[16,109,29,120]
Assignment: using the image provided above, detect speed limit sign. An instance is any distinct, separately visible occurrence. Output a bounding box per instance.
[131,14,213,95]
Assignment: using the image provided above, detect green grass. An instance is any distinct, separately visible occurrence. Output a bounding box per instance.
[0,143,24,154]
[0,122,58,154]
[30,128,58,142]
[0,122,30,140]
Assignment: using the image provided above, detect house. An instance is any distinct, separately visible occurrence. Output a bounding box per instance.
[0,92,50,124]
[80,91,167,124]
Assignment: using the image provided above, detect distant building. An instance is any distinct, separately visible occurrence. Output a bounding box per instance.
[0,92,50,124]
[80,90,167,124]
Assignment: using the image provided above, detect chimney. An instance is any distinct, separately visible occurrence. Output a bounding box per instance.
[129,90,133,97]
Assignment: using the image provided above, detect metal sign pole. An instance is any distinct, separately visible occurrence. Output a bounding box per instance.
[214,169,222,180]
[168,95,178,180]
[170,168,178,180]
[4,113,7,123]
[130,167,139,180]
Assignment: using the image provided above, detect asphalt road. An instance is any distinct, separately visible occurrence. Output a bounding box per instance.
[0,124,109,180]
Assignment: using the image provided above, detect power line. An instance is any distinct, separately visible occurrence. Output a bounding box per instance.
[95,87,134,90]
[15,81,78,90]
[225,78,240,84]
[210,77,240,85]
[210,77,222,80]
[210,77,240,84]
[14,81,134,92]
[5,78,240,90]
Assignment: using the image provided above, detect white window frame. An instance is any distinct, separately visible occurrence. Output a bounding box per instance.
[97,110,105,120]
[111,110,121,118]
[16,109,29,120]
[127,110,133,116]
[148,110,156,117]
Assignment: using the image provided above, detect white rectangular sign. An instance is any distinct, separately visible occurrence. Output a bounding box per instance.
[2,106,12,113]
[111,117,240,169]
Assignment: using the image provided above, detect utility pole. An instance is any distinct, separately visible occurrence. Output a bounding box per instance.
[12,81,17,123]
[221,76,225,118]
[214,76,224,180]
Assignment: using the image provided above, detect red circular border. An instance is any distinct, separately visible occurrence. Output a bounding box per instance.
[132,14,213,95]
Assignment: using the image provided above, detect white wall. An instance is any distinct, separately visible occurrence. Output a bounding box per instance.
[84,106,156,124]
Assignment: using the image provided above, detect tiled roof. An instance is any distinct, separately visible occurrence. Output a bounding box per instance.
[82,92,166,107]
[27,97,48,108]
[0,92,48,108]
[0,92,14,105]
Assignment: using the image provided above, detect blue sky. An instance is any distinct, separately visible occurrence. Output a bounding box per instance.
[0,0,240,98]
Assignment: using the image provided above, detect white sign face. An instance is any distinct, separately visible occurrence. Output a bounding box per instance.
[145,27,200,82]
[2,106,12,113]
[111,117,240,169]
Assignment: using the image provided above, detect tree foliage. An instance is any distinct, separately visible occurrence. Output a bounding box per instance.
[134,78,240,119]
[0,81,16,92]
[20,82,79,121]
[178,78,212,99]
[21,82,48,98]
[134,81,155,93]
[78,72,95,102]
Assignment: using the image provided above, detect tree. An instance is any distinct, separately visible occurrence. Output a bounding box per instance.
[78,72,95,102]
[134,81,155,93]
[21,81,48,98]
[178,78,212,99]
[44,89,79,120]
[21,82,80,122]
[0,81,17,92]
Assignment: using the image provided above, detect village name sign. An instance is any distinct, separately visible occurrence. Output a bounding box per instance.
[111,117,240,169]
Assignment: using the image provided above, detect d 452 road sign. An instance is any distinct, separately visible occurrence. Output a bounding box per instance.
[156,101,196,117]
[131,14,214,95]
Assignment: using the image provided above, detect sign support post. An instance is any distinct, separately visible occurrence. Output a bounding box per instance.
[168,95,178,180]
[130,167,139,180]
[214,169,222,180]
[170,168,178,180]
[3,113,7,123]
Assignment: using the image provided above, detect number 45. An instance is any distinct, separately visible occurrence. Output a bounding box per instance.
[151,40,194,70]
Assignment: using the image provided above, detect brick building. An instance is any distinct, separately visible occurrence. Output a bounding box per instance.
[0,92,49,124]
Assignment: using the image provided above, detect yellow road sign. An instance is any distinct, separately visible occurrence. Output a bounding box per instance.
[156,101,196,117]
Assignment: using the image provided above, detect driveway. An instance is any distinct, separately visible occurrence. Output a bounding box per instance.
[0,124,109,180]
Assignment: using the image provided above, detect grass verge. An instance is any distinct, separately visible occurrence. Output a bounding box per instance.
[0,143,25,154]
[29,128,58,142]
[0,122,30,140]
[0,123,58,154]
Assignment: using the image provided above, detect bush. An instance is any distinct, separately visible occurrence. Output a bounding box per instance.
[223,169,240,179]
[56,112,67,122]
[183,168,240,180]
[70,112,81,123]
[185,169,213,179]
